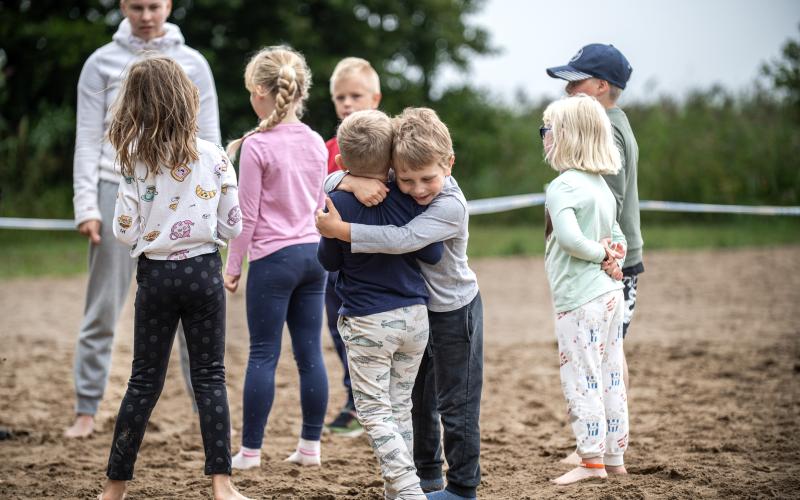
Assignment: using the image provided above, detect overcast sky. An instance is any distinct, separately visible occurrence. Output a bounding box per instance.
[437,0,800,103]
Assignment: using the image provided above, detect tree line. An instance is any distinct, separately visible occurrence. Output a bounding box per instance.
[0,1,797,221]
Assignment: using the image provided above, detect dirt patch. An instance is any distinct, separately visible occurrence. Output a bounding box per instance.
[1,246,799,498]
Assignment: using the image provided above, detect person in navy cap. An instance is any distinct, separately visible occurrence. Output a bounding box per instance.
[547,43,644,476]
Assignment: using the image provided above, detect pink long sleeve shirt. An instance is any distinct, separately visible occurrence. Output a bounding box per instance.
[225,123,327,276]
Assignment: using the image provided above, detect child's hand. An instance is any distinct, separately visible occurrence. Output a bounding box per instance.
[600,238,625,261]
[224,273,240,293]
[340,174,389,207]
[601,258,624,281]
[78,219,102,245]
[315,197,351,241]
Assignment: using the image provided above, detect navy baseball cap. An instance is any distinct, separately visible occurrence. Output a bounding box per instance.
[546,44,633,89]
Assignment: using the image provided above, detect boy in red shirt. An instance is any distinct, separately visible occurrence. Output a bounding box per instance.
[324,58,382,435]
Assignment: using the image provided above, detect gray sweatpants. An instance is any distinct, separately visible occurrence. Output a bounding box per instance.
[72,180,194,415]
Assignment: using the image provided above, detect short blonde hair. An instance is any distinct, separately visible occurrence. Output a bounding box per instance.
[227,45,312,157]
[391,107,453,171]
[108,55,198,177]
[337,110,393,177]
[329,57,380,95]
[543,94,621,175]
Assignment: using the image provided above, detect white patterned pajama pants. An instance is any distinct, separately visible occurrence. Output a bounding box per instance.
[555,290,628,466]
[338,304,429,500]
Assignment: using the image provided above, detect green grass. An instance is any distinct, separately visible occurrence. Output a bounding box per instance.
[1,229,89,278]
[2,215,800,279]
[467,215,800,257]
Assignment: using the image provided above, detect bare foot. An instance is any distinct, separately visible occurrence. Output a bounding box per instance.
[559,450,581,466]
[606,464,627,474]
[98,479,126,500]
[551,466,607,486]
[211,474,253,500]
[64,414,95,438]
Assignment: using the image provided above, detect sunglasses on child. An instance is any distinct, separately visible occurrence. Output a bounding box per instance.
[539,125,551,140]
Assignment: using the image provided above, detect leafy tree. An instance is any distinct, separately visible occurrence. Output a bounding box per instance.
[0,0,493,217]
[762,23,800,119]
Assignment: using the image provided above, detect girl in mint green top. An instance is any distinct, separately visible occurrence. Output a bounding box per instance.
[545,169,625,311]
[542,96,626,312]
[541,95,630,486]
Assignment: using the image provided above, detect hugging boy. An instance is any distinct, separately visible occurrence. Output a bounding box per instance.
[317,109,443,499]
[317,107,483,500]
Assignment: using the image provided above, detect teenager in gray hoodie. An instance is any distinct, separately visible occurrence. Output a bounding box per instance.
[66,0,220,439]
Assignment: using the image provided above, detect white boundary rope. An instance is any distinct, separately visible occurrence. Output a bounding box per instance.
[1,195,799,230]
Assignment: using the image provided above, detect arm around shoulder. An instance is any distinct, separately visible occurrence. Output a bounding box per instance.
[351,194,465,254]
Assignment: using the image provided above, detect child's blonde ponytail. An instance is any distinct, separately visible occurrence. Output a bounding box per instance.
[226,47,311,159]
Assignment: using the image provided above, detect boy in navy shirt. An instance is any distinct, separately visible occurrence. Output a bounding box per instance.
[317,110,442,499]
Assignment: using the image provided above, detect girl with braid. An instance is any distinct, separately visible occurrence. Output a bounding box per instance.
[224,46,329,469]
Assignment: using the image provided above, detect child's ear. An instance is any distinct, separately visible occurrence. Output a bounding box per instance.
[443,155,455,176]
[371,92,382,109]
[334,154,347,170]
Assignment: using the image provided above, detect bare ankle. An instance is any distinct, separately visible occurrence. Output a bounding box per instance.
[99,479,126,500]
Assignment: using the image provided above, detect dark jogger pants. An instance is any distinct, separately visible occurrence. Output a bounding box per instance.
[106,252,231,480]
[412,292,484,498]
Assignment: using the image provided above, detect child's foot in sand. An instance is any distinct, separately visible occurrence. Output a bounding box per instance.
[551,464,607,486]
[606,464,627,475]
[559,450,581,466]
[212,475,252,500]
[98,479,126,500]
[65,414,94,438]
[284,438,321,466]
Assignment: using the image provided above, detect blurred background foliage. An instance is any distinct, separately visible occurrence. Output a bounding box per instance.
[0,0,798,225]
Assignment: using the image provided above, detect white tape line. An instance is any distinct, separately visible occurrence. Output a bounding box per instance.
[467,193,546,215]
[0,218,75,230]
[638,201,800,216]
[1,196,799,230]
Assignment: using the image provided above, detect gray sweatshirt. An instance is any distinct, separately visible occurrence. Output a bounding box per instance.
[73,19,220,226]
[325,172,479,312]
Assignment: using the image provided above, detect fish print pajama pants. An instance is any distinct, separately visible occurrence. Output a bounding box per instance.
[338,304,429,500]
[555,289,628,466]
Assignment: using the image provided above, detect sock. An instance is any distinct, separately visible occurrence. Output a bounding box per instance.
[231,446,261,470]
[285,437,321,466]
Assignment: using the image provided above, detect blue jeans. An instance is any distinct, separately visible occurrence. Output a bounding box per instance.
[325,270,353,408]
[412,293,483,498]
[241,243,328,448]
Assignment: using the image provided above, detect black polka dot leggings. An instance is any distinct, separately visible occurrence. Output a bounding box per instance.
[106,251,231,480]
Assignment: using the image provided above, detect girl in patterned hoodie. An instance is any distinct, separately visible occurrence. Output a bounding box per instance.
[100,55,248,500]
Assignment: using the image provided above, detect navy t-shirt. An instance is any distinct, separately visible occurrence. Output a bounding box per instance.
[317,182,444,317]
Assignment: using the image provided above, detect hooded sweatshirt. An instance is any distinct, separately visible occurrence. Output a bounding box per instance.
[72,19,220,226]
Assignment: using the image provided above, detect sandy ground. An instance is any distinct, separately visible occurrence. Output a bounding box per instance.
[1,246,799,499]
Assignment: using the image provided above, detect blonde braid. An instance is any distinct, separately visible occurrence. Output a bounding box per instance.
[227,46,310,159]
[262,65,297,130]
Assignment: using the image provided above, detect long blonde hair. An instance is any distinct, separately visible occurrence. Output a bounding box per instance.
[108,55,199,177]
[543,94,621,175]
[226,45,311,158]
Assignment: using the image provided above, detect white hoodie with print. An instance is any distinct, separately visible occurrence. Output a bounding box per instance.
[72,18,220,226]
